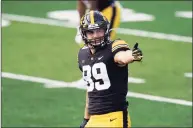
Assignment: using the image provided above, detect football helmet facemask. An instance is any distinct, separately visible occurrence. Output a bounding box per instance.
[79,10,110,49]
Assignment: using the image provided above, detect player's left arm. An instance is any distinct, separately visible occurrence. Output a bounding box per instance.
[113,40,143,65]
[80,91,90,128]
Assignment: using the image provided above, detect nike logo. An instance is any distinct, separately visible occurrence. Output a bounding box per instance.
[98,56,103,60]
[110,118,117,122]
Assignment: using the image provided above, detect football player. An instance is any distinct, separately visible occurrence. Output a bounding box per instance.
[75,0,122,46]
[78,10,143,128]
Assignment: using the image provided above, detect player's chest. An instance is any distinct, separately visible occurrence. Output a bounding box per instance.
[81,50,111,67]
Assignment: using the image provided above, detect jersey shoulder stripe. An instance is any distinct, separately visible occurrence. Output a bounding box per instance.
[112,40,129,52]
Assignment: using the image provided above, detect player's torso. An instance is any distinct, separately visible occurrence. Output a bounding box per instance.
[81,0,115,11]
[78,43,128,114]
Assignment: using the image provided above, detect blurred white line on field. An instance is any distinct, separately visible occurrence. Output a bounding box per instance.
[175,11,192,19]
[184,72,192,78]
[1,19,11,27]
[2,72,192,106]
[2,13,192,43]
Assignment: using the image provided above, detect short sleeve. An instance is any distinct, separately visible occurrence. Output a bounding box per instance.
[112,40,130,56]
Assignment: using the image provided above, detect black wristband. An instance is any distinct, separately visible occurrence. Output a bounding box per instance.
[80,118,89,128]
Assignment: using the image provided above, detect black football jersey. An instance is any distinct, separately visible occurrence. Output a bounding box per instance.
[78,40,130,115]
[97,0,115,11]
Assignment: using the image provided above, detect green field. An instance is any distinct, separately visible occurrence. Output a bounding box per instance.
[2,1,192,127]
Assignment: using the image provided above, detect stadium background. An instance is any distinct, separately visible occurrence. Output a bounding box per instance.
[1,1,192,127]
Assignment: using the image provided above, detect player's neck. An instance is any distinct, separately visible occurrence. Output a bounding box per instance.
[90,48,96,54]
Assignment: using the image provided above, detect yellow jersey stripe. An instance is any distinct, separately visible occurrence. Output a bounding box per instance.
[90,11,95,24]
[112,44,129,51]
[112,45,129,52]
[112,40,128,48]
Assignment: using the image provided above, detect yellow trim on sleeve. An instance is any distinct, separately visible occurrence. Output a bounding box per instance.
[112,40,129,52]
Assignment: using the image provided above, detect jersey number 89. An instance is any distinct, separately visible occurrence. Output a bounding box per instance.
[82,62,111,92]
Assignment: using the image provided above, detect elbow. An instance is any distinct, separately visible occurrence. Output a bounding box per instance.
[117,58,128,65]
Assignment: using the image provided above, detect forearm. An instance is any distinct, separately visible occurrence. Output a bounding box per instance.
[114,50,134,65]
[84,92,90,119]
[80,93,90,128]
[84,105,90,119]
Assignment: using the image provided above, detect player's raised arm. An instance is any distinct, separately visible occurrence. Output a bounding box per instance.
[114,50,134,65]
[113,40,143,65]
